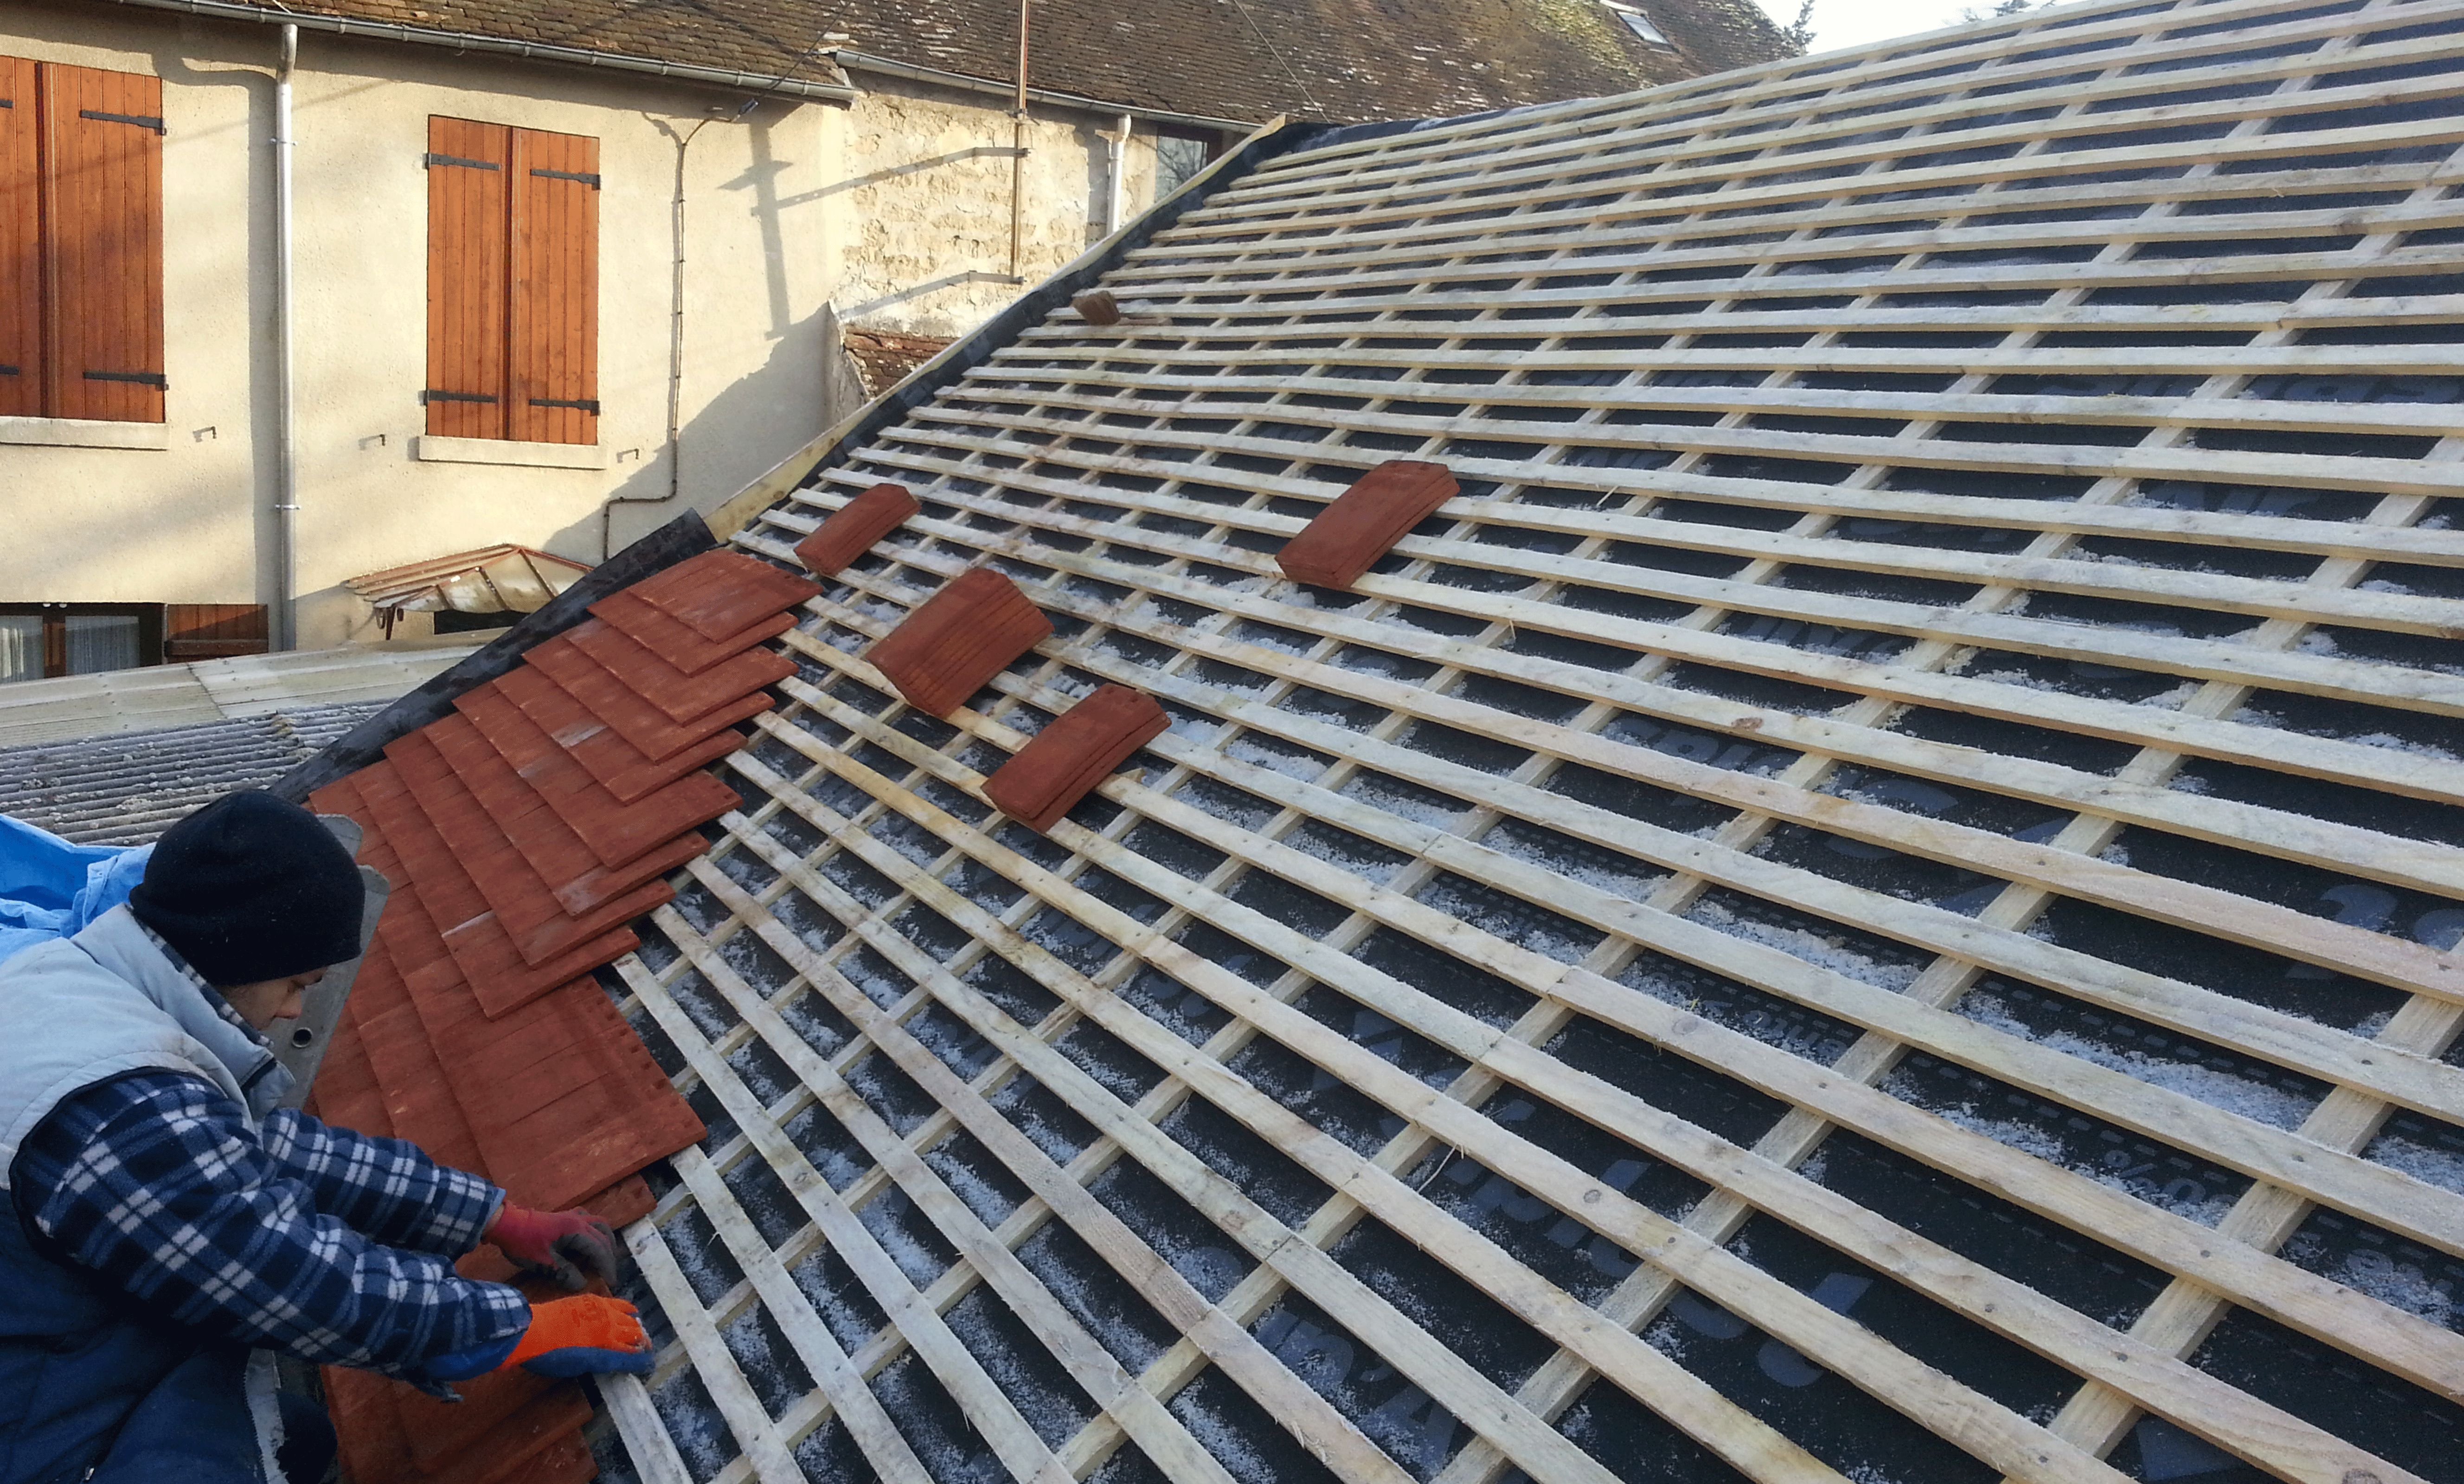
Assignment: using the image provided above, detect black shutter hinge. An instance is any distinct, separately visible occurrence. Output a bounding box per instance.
[528,397,600,413]
[80,109,163,134]
[421,389,498,404]
[0,365,18,376]
[529,167,601,189]
[0,99,13,108]
[423,153,500,171]
[84,370,166,387]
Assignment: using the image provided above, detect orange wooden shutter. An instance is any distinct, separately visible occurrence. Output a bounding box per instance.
[425,116,510,439]
[0,57,38,418]
[507,126,597,446]
[164,603,269,659]
[41,63,162,424]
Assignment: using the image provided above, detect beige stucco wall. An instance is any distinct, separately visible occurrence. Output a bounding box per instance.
[0,2,1205,651]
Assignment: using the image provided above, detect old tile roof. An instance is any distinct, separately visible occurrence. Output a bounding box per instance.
[294,547,822,1484]
[171,0,1788,122]
[843,326,956,399]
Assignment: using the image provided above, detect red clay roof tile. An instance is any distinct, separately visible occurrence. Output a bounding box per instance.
[525,636,773,761]
[568,617,798,726]
[398,961,661,1200]
[866,566,1053,716]
[347,976,487,1175]
[494,664,606,752]
[625,547,820,641]
[399,1353,577,1472]
[495,662,762,803]
[371,882,453,973]
[383,739,572,944]
[328,1367,591,1484]
[353,763,492,933]
[552,829,710,919]
[514,753,743,874]
[512,878,675,968]
[584,1173,656,1228]
[591,587,798,673]
[794,481,919,576]
[447,915,642,1020]
[454,679,563,774]
[303,963,393,1137]
[488,1065,703,1215]
[424,716,607,890]
[586,726,751,808]
[1275,459,1459,589]
[983,684,1169,832]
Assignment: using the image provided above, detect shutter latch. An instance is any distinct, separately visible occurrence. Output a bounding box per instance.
[79,109,163,134]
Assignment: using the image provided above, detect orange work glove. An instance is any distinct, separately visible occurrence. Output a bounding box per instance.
[486,1200,624,1292]
[499,1294,654,1378]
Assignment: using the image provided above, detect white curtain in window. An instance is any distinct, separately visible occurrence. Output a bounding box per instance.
[0,616,42,683]
[63,614,140,676]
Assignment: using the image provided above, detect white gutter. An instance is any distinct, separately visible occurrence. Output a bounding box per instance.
[108,0,860,101]
[1006,0,1029,282]
[1106,112,1131,236]
[832,50,1254,131]
[272,22,298,652]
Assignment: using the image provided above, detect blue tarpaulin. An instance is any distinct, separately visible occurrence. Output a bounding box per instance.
[0,815,150,966]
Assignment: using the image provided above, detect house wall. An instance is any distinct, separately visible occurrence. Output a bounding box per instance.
[833,77,1164,338]
[0,1,1190,650]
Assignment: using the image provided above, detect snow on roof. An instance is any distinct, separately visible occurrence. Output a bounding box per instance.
[0,701,388,845]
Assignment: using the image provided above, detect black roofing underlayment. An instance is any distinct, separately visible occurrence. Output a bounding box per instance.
[552,2,2464,1482]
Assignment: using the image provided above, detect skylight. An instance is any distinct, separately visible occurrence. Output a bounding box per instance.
[1601,0,1672,46]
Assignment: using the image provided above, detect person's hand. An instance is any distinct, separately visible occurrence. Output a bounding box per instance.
[487,1201,623,1292]
[501,1295,653,1378]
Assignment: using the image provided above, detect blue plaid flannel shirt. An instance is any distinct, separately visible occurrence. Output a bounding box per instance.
[13,1072,531,1382]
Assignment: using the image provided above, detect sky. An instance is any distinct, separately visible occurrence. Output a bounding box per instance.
[1739,0,2045,55]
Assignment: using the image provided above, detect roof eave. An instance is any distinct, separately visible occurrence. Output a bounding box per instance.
[98,0,863,102]
[831,49,1261,130]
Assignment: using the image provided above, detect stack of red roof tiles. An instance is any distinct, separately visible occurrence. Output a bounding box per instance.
[302,548,819,1484]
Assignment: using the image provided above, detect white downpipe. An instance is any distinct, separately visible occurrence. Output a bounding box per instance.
[271,23,298,651]
[1106,113,1129,235]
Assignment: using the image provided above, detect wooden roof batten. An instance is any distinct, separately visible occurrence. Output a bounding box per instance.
[590,4,2464,1484]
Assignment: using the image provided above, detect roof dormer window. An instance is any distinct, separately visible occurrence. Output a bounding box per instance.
[1601,0,1673,46]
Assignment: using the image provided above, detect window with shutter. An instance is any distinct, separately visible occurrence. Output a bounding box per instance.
[0,56,165,425]
[0,603,166,679]
[425,116,597,445]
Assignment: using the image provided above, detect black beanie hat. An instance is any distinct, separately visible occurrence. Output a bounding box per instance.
[129,790,365,987]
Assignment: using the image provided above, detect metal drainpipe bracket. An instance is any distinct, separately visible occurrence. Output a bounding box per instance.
[271,815,389,1107]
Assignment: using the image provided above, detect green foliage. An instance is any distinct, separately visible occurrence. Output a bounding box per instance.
[1783,0,1818,53]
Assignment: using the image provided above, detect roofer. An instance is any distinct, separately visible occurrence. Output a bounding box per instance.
[0,790,655,1484]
